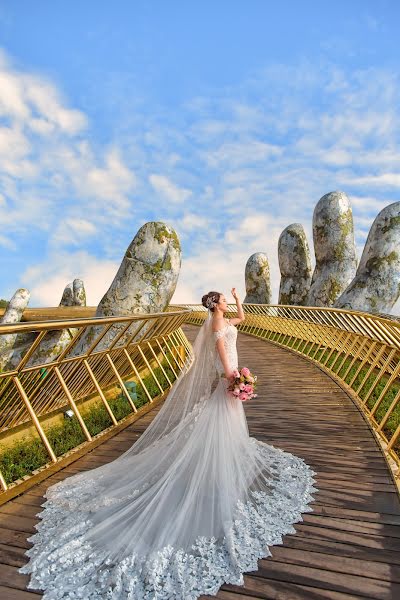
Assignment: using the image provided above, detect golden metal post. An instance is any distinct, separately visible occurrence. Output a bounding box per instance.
[147,341,172,387]
[161,335,182,370]
[360,348,397,406]
[330,333,353,373]
[83,359,118,425]
[54,366,93,440]
[0,471,7,492]
[377,389,400,433]
[342,337,369,382]
[348,341,378,388]
[354,346,387,396]
[12,377,57,462]
[155,339,178,378]
[123,348,153,403]
[137,347,164,393]
[16,331,48,370]
[105,354,138,413]
[387,423,400,452]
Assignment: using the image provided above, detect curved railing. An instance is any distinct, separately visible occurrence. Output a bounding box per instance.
[176,304,400,486]
[0,309,192,501]
[2,302,399,499]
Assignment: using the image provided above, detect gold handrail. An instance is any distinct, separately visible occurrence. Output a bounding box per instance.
[175,303,400,486]
[0,309,193,497]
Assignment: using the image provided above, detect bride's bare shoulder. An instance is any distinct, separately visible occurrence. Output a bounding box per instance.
[212,317,226,332]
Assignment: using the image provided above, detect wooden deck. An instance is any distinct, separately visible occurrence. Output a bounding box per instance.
[1,325,400,599]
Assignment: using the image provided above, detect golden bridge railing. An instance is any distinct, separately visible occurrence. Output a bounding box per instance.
[175,303,400,485]
[0,309,192,500]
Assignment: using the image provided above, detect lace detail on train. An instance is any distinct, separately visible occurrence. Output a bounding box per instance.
[214,323,238,375]
[20,440,317,600]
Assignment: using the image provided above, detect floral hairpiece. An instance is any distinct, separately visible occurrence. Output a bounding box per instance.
[205,295,217,309]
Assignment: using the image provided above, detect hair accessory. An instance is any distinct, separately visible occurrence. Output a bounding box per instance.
[205,295,217,309]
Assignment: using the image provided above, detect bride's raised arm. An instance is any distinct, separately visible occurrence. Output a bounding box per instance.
[229,287,245,326]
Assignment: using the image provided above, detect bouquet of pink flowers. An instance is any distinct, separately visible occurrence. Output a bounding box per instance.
[227,367,258,401]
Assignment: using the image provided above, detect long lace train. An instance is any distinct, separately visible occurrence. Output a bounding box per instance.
[19,317,317,599]
[20,438,316,599]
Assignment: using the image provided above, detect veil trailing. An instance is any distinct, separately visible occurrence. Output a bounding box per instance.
[122,309,216,454]
[35,310,220,561]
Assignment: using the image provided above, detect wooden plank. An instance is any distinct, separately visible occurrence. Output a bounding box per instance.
[0,563,32,592]
[0,543,27,567]
[293,523,400,550]
[254,559,400,599]
[0,585,40,599]
[221,577,373,600]
[0,528,30,549]
[279,534,400,566]
[269,545,400,582]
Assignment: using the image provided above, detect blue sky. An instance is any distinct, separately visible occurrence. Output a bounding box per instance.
[1,0,400,308]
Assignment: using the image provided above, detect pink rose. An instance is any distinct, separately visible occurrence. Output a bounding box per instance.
[244,384,252,393]
[239,382,245,390]
[239,392,248,401]
[233,387,240,396]
[241,367,250,377]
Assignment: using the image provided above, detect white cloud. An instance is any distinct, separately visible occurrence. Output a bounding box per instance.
[0,233,16,250]
[343,173,400,187]
[0,50,138,242]
[204,140,282,168]
[350,195,390,213]
[0,51,87,134]
[22,251,118,306]
[149,174,191,203]
[178,213,210,231]
[82,148,137,210]
[51,218,98,247]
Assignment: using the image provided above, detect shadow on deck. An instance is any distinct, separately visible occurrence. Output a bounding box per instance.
[1,325,399,599]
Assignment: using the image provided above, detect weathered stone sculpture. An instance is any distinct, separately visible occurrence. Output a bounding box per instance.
[278,224,312,305]
[0,288,30,328]
[23,278,88,367]
[308,191,358,307]
[335,202,400,313]
[59,284,73,307]
[244,253,271,304]
[72,221,182,354]
[96,222,180,317]
[59,279,86,307]
[73,279,86,306]
[0,289,31,369]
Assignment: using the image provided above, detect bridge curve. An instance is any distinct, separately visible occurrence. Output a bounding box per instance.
[1,325,399,599]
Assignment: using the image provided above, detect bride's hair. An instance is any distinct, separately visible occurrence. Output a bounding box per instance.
[201,291,221,312]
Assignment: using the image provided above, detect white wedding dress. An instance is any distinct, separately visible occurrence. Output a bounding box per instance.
[20,315,317,599]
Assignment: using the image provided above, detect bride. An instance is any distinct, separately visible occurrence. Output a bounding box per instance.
[20,288,317,599]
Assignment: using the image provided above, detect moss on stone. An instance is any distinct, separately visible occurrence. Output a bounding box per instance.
[256,263,269,278]
[314,224,327,241]
[154,223,181,251]
[366,251,399,272]
[164,256,172,271]
[381,216,400,234]
[334,209,354,261]
[328,279,343,304]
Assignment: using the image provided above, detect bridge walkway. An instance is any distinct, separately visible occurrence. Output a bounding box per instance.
[0,325,399,599]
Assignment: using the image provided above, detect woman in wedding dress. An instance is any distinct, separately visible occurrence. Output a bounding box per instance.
[20,288,317,599]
